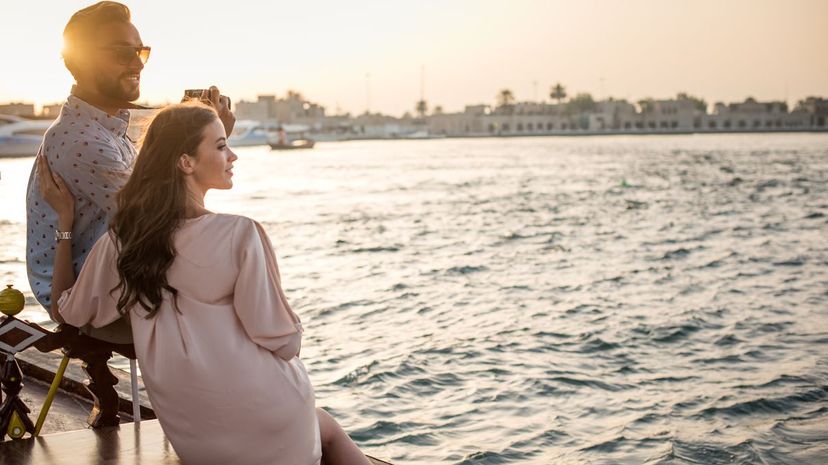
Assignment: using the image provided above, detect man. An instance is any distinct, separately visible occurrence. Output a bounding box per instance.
[25,1,234,426]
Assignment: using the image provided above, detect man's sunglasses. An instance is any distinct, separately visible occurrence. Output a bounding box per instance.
[99,46,151,65]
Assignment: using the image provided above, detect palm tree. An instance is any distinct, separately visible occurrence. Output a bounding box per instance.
[497,89,515,107]
[677,92,707,113]
[550,83,567,105]
[565,93,596,115]
[638,98,655,114]
[416,99,428,118]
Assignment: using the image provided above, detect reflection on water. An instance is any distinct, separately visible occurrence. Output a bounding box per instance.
[2,134,827,464]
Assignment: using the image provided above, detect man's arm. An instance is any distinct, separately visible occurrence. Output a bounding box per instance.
[183,86,235,137]
[207,86,236,137]
[48,138,131,215]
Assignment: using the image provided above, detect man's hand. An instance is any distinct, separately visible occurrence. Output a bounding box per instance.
[203,86,235,138]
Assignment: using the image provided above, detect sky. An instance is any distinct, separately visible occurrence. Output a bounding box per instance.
[2,0,827,116]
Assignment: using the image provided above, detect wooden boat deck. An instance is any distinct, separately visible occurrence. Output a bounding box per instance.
[1,350,393,464]
[0,419,391,465]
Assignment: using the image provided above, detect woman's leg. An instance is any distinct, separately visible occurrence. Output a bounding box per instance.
[317,407,372,465]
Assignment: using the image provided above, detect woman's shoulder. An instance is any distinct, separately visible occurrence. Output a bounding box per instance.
[209,213,262,229]
[182,212,255,228]
[203,213,270,242]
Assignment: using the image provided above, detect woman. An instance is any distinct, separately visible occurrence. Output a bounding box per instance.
[37,102,372,465]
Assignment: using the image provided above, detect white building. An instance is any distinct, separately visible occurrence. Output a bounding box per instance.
[0,102,35,117]
[235,93,326,126]
[702,98,809,131]
[796,97,828,128]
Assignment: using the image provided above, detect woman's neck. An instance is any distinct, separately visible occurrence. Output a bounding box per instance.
[183,185,210,219]
[183,206,211,219]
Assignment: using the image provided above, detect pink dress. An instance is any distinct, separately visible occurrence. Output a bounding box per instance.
[58,213,322,465]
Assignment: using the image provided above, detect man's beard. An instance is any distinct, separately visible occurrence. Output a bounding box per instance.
[96,73,139,102]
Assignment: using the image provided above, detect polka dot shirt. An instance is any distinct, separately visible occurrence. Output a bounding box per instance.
[25,94,136,319]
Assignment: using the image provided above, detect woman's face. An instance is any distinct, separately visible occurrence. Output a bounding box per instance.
[189,118,237,191]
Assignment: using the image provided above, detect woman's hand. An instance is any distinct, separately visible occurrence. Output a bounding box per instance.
[36,154,75,228]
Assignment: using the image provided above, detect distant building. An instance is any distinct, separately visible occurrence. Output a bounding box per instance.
[0,102,35,117]
[428,105,491,136]
[351,113,411,138]
[5,89,825,141]
[235,93,326,126]
[425,94,828,137]
[796,97,828,128]
[592,100,638,131]
[235,95,275,122]
[636,97,699,131]
[41,103,63,118]
[702,97,809,131]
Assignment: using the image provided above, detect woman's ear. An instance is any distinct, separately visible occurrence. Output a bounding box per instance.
[178,153,195,174]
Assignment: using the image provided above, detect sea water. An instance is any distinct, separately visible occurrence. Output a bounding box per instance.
[1,133,826,464]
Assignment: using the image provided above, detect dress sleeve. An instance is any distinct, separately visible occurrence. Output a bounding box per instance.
[233,218,303,360]
[57,232,122,328]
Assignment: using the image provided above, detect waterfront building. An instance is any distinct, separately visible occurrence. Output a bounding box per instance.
[425,94,827,137]
[702,97,810,131]
[795,97,828,128]
[0,103,35,118]
[636,97,699,131]
[6,90,825,142]
[235,93,326,126]
[428,105,491,136]
[591,100,638,131]
[428,101,577,136]
[235,95,275,122]
[352,112,414,138]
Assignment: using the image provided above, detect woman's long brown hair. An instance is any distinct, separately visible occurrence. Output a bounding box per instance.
[110,102,218,318]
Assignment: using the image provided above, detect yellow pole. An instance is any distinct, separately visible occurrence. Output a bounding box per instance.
[33,354,70,436]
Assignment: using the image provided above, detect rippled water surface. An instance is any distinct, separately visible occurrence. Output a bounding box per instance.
[1,134,827,464]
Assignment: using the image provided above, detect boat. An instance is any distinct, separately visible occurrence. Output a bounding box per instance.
[401,129,447,139]
[0,115,52,158]
[0,419,393,464]
[0,342,393,464]
[267,124,315,150]
[269,139,315,150]
[228,120,270,147]
[0,287,392,463]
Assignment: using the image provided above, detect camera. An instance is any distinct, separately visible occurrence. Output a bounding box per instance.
[184,89,231,110]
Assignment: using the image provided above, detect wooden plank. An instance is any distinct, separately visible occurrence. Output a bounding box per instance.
[0,419,391,464]
[0,420,179,465]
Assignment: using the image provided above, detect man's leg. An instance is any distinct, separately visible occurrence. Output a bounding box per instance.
[35,324,136,428]
[79,347,120,427]
[73,336,136,427]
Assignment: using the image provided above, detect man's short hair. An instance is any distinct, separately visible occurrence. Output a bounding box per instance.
[62,1,132,78]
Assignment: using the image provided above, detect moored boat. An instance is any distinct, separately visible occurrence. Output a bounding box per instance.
[269,139,315,150]
[267,124,316,150]
[0,115,52,158]
[229,120,271,147]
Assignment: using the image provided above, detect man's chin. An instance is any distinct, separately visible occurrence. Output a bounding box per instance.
[113,81,140,102]
[94,76,141,105]
[122,86,140,102]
